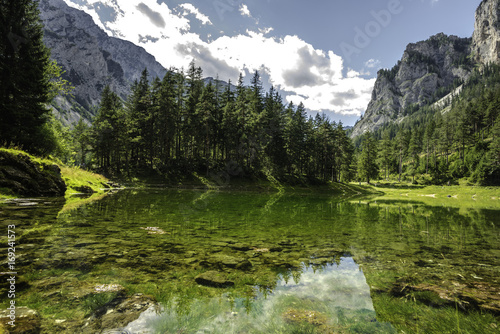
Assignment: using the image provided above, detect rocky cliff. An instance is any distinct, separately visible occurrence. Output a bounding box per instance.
[39,0,167,125]
[351,33,472,138]
[472,0,500,65]
[352,0,500,138]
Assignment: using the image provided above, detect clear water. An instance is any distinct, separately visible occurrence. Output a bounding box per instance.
[1,189,499,333]
[124,257,395,333]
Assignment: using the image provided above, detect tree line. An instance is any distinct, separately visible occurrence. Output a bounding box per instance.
[355,64,500,186]
[74,63,356,183]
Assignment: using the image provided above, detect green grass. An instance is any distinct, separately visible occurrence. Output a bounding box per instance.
[60,165,109,196]
[372,293,499,334]
[0,147,111,203]
[354,181,500,209]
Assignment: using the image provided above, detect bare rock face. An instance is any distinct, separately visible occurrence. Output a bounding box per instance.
[472,0,500,65]
[351,33,472,138]
[38,0,167,125]
[352,0,500,139]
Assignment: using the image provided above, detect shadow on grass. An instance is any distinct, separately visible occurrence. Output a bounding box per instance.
[371,183,426,190]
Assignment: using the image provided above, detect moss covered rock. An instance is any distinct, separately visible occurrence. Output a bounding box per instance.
[0,151,66,197]
[195,271,234,288]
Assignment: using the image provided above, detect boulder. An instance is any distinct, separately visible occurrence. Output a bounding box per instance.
[195,271,234,288]
[82,293,157,333]
[0,151,66,197]
[0,307,41,334]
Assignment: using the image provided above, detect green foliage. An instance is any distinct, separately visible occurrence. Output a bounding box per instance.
[0,0,62,154]
[356,63,500,186]
[357,132,379,183]
[85,65,356,183]
[0,1,75,156]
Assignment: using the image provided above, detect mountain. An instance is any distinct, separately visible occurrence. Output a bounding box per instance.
[352,0,500,138]
[350,33,472,138]
[472,0,500,65]
[39,0,167,125]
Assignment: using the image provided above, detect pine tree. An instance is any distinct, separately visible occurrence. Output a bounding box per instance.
[185,60,204,161]
[91,86,125,173]
[395,129,409,182]
[221,80,237,162]
[284,102,308,175]
[358,132,378,184]
[379,130,393,180]
[424,119,435,174]
[0,0,54,152]
[195,82,217,170]
[72,118,91,167]
[127,68,151,169]
[408,129,422,183]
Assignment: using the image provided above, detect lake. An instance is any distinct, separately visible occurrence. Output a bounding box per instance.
[0,188,499,333]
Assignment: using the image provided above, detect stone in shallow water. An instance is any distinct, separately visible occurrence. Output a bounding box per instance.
[229,243,251,251]
[83,293,157,333]
[0,307,41,334]
[195,271,234,288]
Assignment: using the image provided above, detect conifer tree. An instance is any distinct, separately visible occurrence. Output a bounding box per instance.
[358,132,378,184]
[91,86,125,173]
[0,0,54,152]
[379,130,393,180]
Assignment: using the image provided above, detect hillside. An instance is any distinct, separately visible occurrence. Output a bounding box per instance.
[39,0,167,125]
[351,33,472,138]
[352,0,500,138]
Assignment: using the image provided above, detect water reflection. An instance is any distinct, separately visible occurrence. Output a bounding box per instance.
[123,258,395,334]
[2,189,499,333]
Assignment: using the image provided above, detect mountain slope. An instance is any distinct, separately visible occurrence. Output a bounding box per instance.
[352,0,500,139]
[351,33,472,138]
[39,0,167,125]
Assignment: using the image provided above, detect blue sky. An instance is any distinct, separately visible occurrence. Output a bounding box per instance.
[63,0,482,125]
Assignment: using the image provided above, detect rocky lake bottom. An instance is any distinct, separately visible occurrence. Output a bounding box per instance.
[0,189,499,333]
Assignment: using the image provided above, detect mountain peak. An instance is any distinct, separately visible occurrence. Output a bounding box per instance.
[351,33,472,138]
[351,0,500,138]
[39,0,167,125]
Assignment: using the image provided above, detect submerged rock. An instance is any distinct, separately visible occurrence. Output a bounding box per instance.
[0,307,41,334]
[195,271,235,288]
[282,308,331,331]
[139,226,168,235]
[205,254,253,271]
[82,293,157,334]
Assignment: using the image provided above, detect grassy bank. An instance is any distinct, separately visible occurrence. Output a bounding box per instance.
[0,147,111,200]
[354,181,500,209]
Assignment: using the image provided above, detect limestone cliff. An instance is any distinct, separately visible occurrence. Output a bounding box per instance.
[352,0,500,138]
[472,0,500,65]
[39,0,167,125]
[351,33,472,138]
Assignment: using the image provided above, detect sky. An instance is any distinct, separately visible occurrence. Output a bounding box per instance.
[62,0,482,126]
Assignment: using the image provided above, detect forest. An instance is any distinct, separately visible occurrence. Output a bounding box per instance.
[74,65,356,184]
[354,64,500,186]
[1,0,499,187]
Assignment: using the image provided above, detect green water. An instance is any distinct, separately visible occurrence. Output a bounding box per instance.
[1,189,499,333]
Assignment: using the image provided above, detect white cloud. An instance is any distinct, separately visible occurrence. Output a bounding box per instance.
[240,4,251,17]
[179,3,212,25]
[62,0,375,116]
[364,59,381,68]
[207,32,374,115]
